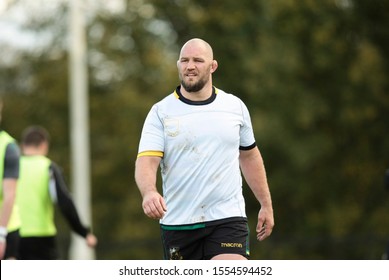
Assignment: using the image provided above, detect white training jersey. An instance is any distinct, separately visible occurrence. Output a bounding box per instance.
[137,86,256,226]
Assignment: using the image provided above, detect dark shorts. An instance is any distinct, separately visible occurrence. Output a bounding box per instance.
[160,217,250,260]
[4,229,20,259]
[19,236,58,260]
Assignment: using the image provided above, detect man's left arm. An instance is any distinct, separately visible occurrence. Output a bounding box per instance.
[239,147,274,241]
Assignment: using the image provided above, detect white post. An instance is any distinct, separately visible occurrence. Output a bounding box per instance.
[68,0,94,260]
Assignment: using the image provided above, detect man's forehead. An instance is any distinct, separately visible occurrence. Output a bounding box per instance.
[179,39,213,59]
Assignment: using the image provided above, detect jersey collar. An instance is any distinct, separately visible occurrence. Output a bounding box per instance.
[174,85,217,105]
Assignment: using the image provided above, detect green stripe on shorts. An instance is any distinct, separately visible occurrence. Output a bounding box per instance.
[161,223,206,231]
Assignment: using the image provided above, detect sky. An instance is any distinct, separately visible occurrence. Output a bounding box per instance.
[0,0,127,52]
[0,0,37,49]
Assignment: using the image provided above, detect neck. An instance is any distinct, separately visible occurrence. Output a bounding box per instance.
[180,83,214,101]
[22,146,47,156]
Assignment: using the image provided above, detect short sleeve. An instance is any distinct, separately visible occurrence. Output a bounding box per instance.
[4,142,20,178]
[239,100,256,149]
[137,105,165,155]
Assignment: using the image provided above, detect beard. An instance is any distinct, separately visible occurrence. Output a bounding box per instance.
[180,74,209,93]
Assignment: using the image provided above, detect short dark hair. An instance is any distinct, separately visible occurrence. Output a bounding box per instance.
[21,126,50,146]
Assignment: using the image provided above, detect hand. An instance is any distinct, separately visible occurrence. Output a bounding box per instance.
[86,233,98,248]
[0,239,6,260]
[256,207,274,241]
[142,190,167,219]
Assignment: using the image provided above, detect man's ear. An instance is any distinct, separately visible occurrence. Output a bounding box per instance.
[211,60,218,73]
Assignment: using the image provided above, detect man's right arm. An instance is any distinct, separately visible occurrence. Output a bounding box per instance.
[1,143,20,227]
[135,156,166,219]
[0,142,20,258]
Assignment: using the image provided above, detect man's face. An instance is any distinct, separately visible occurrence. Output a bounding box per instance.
[177,43,213,93]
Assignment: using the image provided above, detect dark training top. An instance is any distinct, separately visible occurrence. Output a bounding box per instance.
[49,161,90,238]
[4,142,20,179]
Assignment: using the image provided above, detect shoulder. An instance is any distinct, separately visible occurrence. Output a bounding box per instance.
[215,88,249,112]
[5,142,20,163]
[0,130,15,144]
[215,88,245,103]
[6,142,20,155]
[155,92,177,107]
[49,160,61,172]
[149,91,178,116]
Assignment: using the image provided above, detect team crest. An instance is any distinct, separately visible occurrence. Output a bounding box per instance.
[169,247,183,260]
[164,118,180,137]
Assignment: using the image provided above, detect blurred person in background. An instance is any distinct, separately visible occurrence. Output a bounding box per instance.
[0,97,21,259]
[17,125,97,259]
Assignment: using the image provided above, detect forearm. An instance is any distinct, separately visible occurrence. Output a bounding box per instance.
[0,179,17,227]
[135,156,161,197]
[135,156,166,219]
[51,163,89,237]
[240,148,274,240]
[0,201,13,228]
[57,192,89,237]
[240,149,272,209]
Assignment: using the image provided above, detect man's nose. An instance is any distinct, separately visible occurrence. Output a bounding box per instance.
[187,60,195,69]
